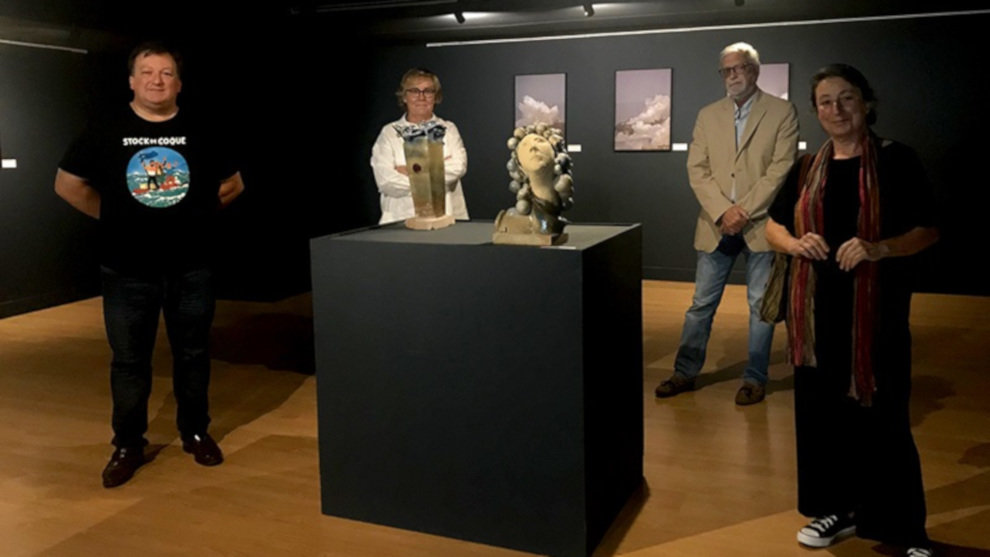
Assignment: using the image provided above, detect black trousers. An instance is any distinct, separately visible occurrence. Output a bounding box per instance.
[794,348,929,547]
[101,266,215,448]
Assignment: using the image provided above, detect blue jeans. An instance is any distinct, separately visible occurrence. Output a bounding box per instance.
[101,266,215,448]
[673,247,775,385]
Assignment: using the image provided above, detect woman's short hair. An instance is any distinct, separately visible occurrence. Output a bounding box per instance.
[395,68,443,108]
[810,63,878,125]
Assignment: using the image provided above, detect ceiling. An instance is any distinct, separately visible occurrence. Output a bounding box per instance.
[2,0,988,50]
[296,0,990,44]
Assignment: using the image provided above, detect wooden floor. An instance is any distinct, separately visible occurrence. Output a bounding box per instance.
[0,281,987,557]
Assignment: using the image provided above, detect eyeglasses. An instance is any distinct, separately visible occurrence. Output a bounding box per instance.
[718,63,752,78]
[405,87,436,98]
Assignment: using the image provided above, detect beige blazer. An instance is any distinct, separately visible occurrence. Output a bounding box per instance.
[686,89,799,252]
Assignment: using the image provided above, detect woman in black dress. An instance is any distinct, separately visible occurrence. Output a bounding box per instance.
[765,64,939,557]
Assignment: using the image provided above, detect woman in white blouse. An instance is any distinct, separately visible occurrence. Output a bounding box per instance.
[370,68,469,224]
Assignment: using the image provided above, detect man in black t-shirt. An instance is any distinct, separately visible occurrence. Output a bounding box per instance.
[55,41,244,488]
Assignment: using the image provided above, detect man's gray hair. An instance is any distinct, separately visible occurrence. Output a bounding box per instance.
[719,42,761,67]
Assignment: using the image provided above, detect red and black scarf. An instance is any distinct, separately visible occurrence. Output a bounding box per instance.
[787,134,881,405]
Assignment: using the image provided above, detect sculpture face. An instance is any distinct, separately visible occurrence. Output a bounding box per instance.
[515,133,554,174]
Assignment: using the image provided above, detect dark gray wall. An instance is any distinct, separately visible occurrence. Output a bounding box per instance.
[159,23,379,301]
[2,12,986,320]
[0,25,365,316]
[354,13,988,295]
[0,44,97,318]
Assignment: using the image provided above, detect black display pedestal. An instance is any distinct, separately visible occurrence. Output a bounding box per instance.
[310,221,643,557]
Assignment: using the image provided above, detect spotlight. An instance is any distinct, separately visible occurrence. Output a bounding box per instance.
[454,11,465,23]
[583,3,594,17]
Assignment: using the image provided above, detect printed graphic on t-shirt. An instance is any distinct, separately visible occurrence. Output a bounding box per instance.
[126,147,189,208]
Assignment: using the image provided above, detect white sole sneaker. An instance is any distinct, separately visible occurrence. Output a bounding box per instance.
[797,523,855,547]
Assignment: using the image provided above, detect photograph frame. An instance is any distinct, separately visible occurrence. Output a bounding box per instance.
[758,62,790,100]
[514,73,567,137]
[614,68,672,152]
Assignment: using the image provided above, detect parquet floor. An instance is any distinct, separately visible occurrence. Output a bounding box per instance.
[1,282,987,556]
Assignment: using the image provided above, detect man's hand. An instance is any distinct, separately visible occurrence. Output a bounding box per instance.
[719,205,750,235]
[218,172,245,207]
[395,165,409,176]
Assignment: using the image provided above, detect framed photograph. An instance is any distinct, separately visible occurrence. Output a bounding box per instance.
[758,63,789,100]
[514,73,566,136]
[614,68,672,151]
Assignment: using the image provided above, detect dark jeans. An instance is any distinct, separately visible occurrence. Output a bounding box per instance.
[101,266,215,448]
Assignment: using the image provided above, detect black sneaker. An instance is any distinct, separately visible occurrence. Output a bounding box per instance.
[907,548,934,557]
[796,513,856,547]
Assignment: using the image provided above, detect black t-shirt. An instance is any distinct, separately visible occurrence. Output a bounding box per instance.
[769,140,937,240]
[769,140,939,322]
[60,108,237,275]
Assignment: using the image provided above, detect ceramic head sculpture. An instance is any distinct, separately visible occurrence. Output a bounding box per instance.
[493,123,574,245]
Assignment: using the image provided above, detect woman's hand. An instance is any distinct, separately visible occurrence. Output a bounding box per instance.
[790,232,830,260]
[836,237,889,271]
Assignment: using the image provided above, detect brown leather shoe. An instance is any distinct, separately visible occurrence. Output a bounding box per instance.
[735,382,766,405]
[655,374,696,398]
[182,433,224,466]
[102,446,145,488]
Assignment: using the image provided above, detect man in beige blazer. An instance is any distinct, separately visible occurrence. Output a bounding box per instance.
[656,42,798,405]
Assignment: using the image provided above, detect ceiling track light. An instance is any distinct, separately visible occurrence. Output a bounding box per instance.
[583,3,594,17]
[454,10,465,23]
